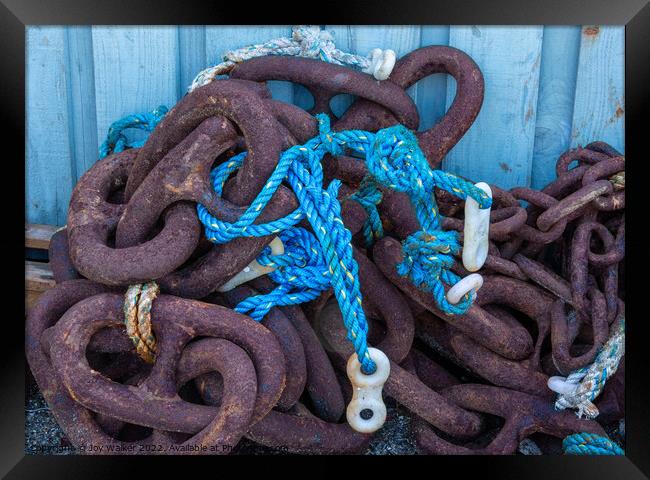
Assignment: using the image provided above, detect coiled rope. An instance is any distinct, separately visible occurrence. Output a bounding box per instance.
[563,432,624,455]
[197,114,491,373]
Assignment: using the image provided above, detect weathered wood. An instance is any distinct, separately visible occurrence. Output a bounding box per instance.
[571,26,625,152]
[25,224,59,250]
[67,26,99,181]
[25,261,56,292]
[530,26,581,189]
[444,26,544,189]
[26,27,74,226]
[179,26,206,95]
[25,261,56,312]
[26,290,45,313]
[26,25,626,226]
[91,26,180,149]
[25,223,58,311]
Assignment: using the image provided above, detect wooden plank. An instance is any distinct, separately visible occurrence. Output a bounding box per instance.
[26,26,74,226]
[25,224,59,250]
[444,26,544,189]
[92,26,180,148]
[530,26,581,189]
[66,26,99,181]
[178,26,206,95]
[570,26,624,153]
[205,26,294,104]
[25,25,625,230]
[25,261,55,313]
[416,26,451,132]
[25,261,56,292]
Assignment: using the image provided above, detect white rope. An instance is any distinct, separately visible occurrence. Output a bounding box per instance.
[547,315,625,419]
[518,438,543,455]
[188,25,396,92]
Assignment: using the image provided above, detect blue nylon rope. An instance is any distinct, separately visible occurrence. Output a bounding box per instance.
[197,114,491,373]
[199,116,374,373]
[563,433,624,455]
[98,105,168,159]
[235,227,331,320]
[349,176,384,247]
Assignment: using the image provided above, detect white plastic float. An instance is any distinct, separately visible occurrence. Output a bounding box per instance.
[217,237,285,292]
[346,347,390,433]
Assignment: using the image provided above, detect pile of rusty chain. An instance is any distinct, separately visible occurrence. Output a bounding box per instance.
[27,45,624,455]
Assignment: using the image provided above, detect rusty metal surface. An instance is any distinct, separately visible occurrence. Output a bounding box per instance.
[27,48,624,455]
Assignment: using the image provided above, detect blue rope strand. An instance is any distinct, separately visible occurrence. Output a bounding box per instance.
[563,433,624,455]
[349,176,384,247]
[197,113,491,372]
[234,227,331,320]
[100,103,492,371]
[198,117,375,373]
[98,105,168,159]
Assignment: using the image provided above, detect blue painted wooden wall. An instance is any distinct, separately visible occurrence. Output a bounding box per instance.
[26,25,624,226]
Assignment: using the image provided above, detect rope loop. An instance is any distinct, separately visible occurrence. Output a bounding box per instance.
[123,281,160,364]
[189,25,394,92]
[99,105,168,159]
[235,227,331,321]
[552,316,625,418]
[197,151,304,243]
[397,230,474,314]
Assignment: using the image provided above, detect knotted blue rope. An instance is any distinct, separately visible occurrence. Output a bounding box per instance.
[99,105,168,159]
[235,227,331,320]
[198,114,374,373]
[198,114,491,372]
[197,152,304,242]
[563,433,624,455]
[361,122,492,314]
[349,176,384,247]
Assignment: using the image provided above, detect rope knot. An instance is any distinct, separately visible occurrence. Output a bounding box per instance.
[397,229,473,314]
[292,26,335,60]
[99,105,168,159]
[398,230,460,279]
[367,125,430,193]
[350,176,384,246]
[316,113,346,156]
[235,227,331,321]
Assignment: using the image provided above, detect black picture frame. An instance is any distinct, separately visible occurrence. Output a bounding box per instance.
[3,0,647,476]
